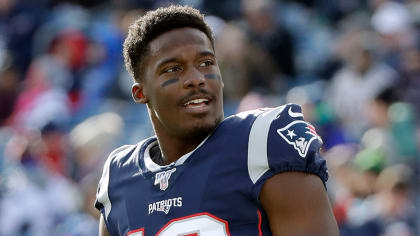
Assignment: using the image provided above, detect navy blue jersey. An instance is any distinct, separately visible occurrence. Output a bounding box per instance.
[95,104,328,236]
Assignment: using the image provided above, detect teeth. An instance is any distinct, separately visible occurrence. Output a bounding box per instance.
[184,98,208,106]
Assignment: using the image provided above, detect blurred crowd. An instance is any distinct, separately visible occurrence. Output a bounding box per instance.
[0,0,419,235]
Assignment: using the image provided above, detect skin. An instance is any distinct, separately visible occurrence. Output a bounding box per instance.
[132,27,224,164]
[100,27,339,235]
[260,172,339,236]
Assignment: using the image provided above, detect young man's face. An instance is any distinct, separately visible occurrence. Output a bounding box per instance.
[133,27,224,139]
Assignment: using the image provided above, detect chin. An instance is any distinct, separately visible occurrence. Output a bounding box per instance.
[186,124,215,139]
[185,116,222,140]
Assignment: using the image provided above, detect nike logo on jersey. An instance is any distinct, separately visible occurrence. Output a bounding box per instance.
[148,197,183,214]
[288,107,304,118]
[277,120,322,158]
[154,168,176,191]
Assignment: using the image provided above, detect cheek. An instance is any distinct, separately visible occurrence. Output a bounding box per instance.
[213,81,224,101]
[150,88,178,116]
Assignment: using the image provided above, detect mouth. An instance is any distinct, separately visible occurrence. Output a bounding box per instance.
[183,98,209,108]
[180,93,214,113]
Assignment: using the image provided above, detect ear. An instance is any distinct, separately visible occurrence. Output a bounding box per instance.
[131,83,148,104]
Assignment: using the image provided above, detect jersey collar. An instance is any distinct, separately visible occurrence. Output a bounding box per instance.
[141,135,210,173]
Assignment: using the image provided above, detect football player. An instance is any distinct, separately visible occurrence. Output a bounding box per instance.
[95,5,339,236]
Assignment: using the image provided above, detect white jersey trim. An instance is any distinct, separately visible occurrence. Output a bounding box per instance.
[144,139,162,172]
[97,155,112,220]
[143,135,210,172]
[248,105,286,184]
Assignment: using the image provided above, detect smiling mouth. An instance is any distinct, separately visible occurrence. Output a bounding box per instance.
[183,98,209,108]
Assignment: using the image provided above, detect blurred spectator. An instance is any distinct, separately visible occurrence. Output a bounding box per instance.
[216,22,279,101]
[241,0,296,80]
[0,0,47,74]
[394,45,420,114]
[345,164,416,236]
[69,112,124,181]
[327,29,398,139]
[0,130,80,235]
[75,17,123,119]
[52,173,100,236]
[387,102,418,161]
[201,0,242,20]
[8,50,73,131]
[0,51,19,125]
[371,0,417,71]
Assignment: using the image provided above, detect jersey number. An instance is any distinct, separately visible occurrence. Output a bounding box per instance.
[127,213,230,236]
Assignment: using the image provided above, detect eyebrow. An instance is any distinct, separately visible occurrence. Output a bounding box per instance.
[198,50,215,58]
[155,50,216,70]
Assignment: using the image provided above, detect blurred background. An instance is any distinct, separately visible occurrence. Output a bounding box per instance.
[0,0,419,235]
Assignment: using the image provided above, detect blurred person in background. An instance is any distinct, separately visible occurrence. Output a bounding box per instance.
[7,29,79,132]
[370,0,415,70]
[52,173,101,236]
[346,164,416,236]
[371,164,416,236]
[394,44,420,114]
[69,112,124,181]
[0,0,46,74]
[241,0,296,83]
[0,51,19,125]
[0,129,80,235]
[215,22,279,103]
[327,28,398,140]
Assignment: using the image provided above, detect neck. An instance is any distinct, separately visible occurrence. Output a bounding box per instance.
[148,109,210,165]
[155,132,206,165]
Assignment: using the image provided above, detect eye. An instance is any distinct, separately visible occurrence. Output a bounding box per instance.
[163,66,181,74]
[199,60,214,67]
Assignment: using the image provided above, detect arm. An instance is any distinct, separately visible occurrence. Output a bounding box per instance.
[260,172,339,236]
[99,215,111,236]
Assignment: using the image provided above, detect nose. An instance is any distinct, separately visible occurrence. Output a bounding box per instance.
[183,67,205,89]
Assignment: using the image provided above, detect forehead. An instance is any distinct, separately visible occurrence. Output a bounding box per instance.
[148,27,213,57]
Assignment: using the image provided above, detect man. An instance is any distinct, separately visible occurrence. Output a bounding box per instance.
[95,5,339,236]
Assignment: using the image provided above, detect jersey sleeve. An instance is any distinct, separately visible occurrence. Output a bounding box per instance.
[94,145,134,229]
[247,104,328,201]
[95,152,113,221]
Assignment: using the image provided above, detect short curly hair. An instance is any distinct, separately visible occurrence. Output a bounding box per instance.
[123,5,215,82]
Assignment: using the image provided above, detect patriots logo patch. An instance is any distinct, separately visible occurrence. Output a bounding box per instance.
[277,121,322,158]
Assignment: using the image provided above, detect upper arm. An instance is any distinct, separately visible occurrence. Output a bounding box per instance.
[99,214,111,236]
[260,172,339,236]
